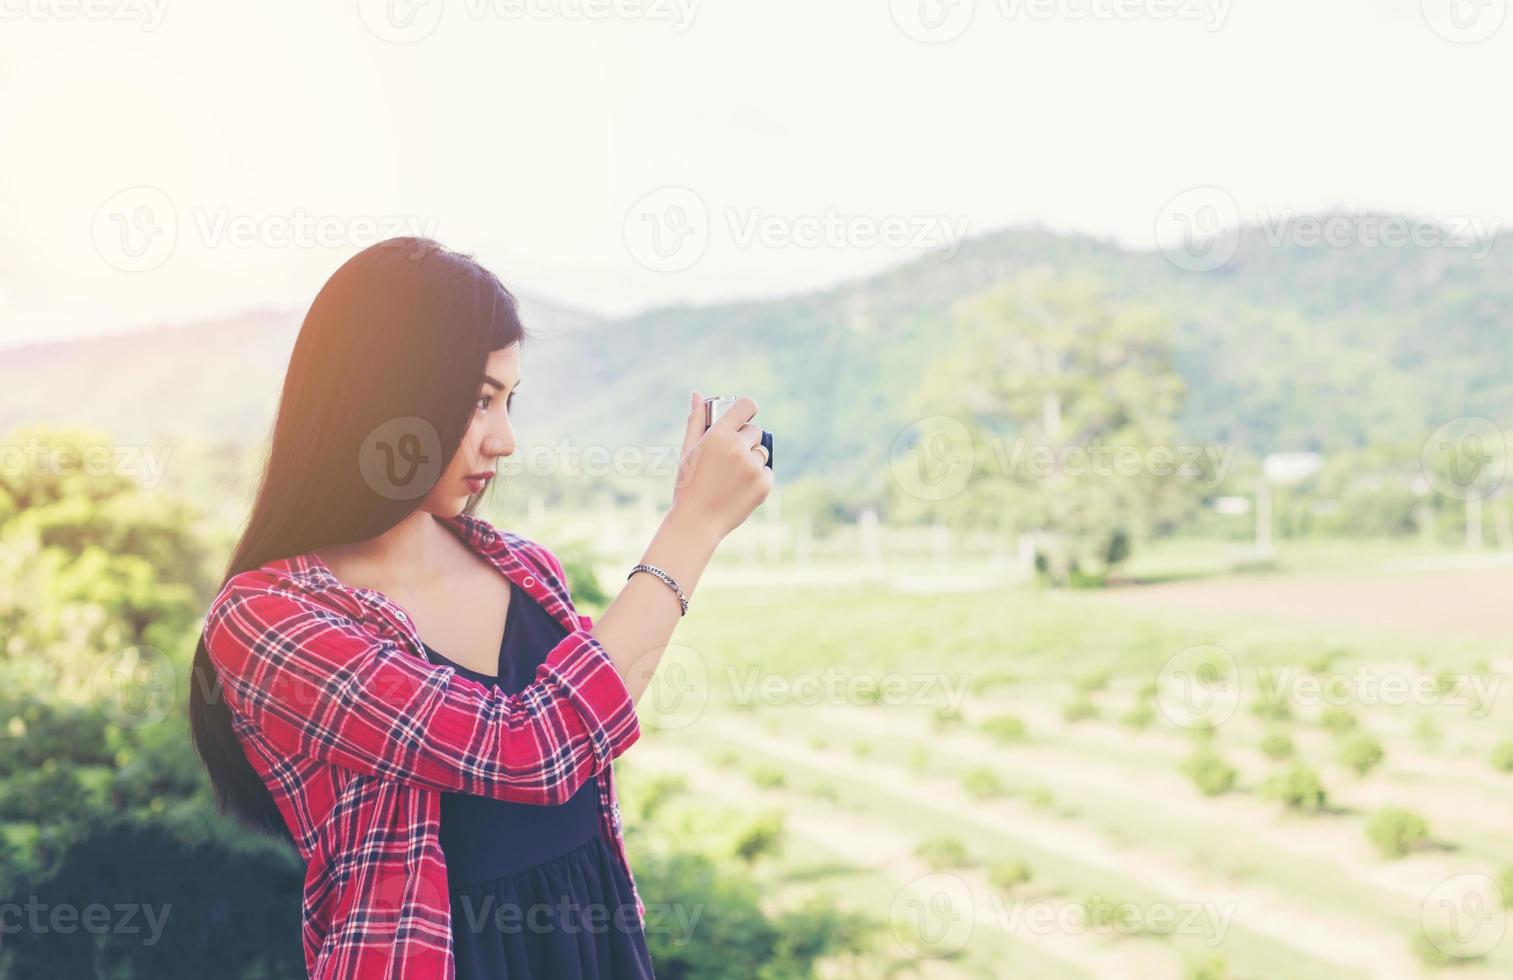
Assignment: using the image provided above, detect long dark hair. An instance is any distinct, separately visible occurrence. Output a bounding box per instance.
[189,237,527,842]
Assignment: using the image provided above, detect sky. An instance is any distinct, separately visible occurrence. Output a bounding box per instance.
[0,0,1509,347]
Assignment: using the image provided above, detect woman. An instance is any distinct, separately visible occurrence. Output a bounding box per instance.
[189,237,772,979]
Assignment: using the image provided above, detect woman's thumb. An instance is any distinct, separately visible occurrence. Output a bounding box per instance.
[681,389,704,455]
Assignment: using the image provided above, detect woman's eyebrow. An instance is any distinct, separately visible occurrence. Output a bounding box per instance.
[481,373,520,391]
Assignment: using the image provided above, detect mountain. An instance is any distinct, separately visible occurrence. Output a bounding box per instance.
[3,220,1510,495]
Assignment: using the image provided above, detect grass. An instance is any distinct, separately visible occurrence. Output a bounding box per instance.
[619,547,1513,979]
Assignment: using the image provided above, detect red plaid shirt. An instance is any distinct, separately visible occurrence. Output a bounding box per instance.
[201,512,644,979]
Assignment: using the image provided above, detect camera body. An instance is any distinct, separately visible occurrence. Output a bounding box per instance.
[703,395,773,470]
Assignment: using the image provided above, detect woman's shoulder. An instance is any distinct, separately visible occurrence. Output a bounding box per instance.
[205,551,354,632]
[446,512,570,588]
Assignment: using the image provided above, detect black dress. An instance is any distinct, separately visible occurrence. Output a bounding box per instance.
[422,581,655,979]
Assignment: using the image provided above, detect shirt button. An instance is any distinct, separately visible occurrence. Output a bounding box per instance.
[395,610,408,622]
[521,576,535,588]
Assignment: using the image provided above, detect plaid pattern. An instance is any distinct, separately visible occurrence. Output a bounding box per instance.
[202,512,644,979]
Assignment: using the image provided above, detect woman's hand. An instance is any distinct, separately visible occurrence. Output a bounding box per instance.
[671,390,774,542]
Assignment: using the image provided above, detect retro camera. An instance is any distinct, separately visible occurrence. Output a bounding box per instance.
[704,395,773,471]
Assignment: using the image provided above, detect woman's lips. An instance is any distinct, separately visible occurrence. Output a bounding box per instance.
[464,474,491,493]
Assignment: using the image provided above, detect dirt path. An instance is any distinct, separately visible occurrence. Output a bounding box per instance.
[1097,566,1513,640]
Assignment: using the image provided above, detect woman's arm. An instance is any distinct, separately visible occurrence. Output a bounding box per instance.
[582,391,771,703]
[586,503,720,703]
[202,574,638,805]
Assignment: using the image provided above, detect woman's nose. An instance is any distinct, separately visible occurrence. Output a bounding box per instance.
[481,434,513,459]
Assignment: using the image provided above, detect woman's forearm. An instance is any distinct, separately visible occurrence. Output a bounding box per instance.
[590,503,721,703]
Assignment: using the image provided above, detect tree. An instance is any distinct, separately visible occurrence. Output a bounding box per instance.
[909,268,1198,583]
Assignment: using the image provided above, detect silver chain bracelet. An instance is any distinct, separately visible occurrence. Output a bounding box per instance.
[627,562,688,616]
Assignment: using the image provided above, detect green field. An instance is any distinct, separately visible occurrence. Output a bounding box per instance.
[608,541,1513,979]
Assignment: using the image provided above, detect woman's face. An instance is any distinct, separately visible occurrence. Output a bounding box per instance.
[422,342,521,517]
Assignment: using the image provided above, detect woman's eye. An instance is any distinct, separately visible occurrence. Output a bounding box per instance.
[476,395,492,411]
[506,393,515,411]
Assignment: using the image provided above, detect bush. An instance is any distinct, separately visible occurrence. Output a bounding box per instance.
[635,849,871,979]
[1337,732,1385,776]
[1119,702,1156,729]
[730,809,786,864]
[1076,668,1111,693]
[1250,698,1292,722]
[914,835,972,870]
[979,713,1028,744]
[748,763,786,789]
[1188,718,1218,742]
[987,859,1033,891]
[931,705,965,731]
[1365,807,1429,859]
[1062,699,1100,723]
[0,815,305,979]
[1490,740,1513,773]
[1318,706,1357,735]
[1413,928,1488,968]
[1180,748,1237,797]
[1186,955,1229,980]
[1262,765,1327,811]
[1080,894,1137,931]
[961,768,1007,799]
[1259,730,1295,760]
[626,773,688,823]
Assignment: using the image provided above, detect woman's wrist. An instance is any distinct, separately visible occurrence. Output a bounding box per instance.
[660,502,723,556]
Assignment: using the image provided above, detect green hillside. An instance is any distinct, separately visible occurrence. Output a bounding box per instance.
[3,221,1509,494]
